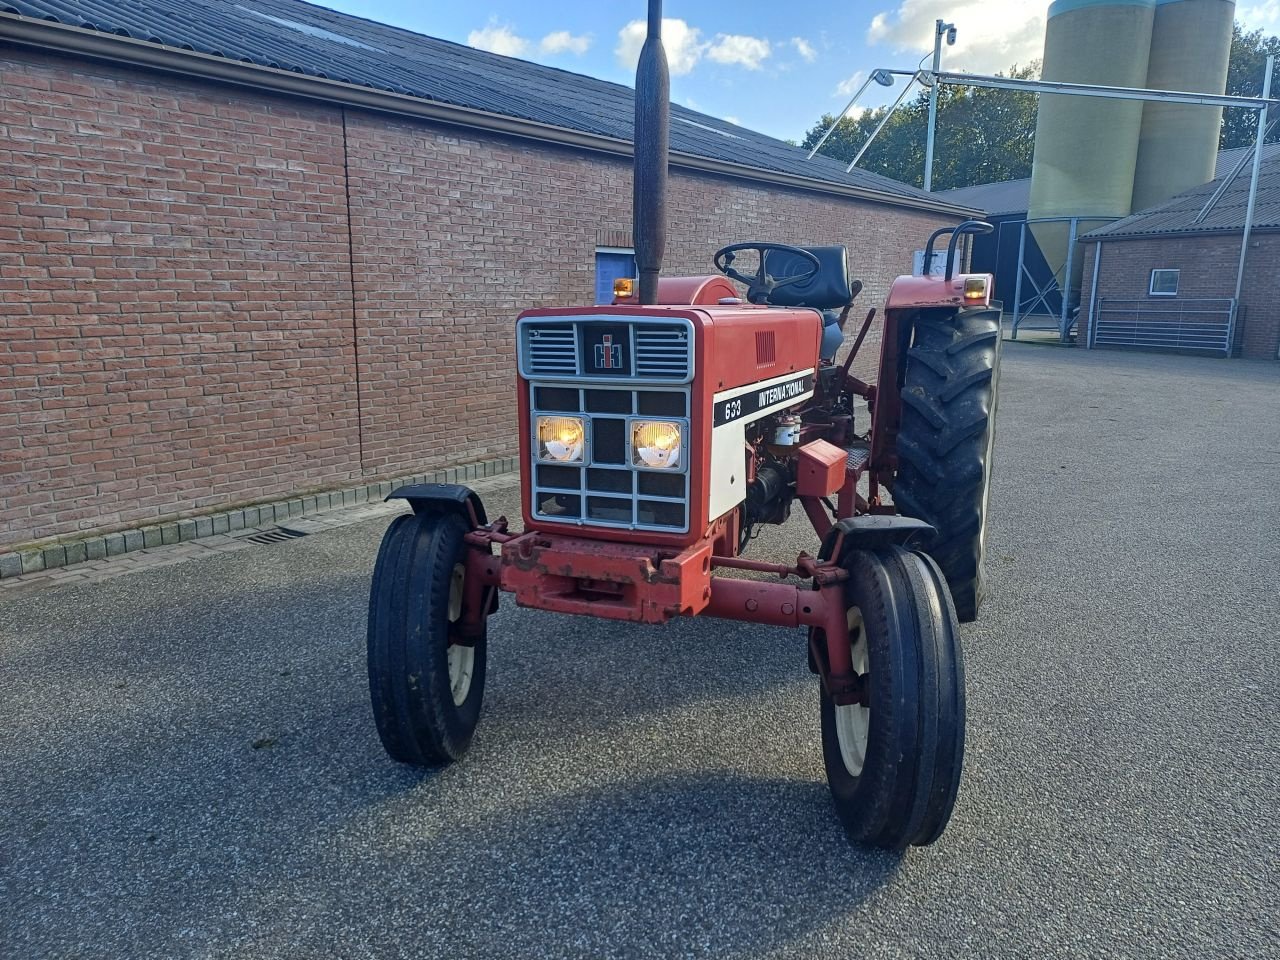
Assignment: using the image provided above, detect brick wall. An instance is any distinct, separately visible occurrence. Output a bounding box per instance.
[1,49,958,550]
[1080,235,1280,359]
[345,112,949,478]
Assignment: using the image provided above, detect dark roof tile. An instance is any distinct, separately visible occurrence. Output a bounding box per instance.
[1,0,959,210]
[933,143,1280,225]
[1084,150,1280,240]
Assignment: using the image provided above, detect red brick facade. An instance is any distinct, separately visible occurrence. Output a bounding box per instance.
[1,49,957,550]
[1080,235,1280,360]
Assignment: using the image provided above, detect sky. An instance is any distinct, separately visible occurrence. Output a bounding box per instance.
[316,0,1280,144]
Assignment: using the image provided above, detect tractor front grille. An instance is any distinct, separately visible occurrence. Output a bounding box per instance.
[522,323,577,377]
[518,316,694,383]
[518,314,695,534]
[529,383,690,533]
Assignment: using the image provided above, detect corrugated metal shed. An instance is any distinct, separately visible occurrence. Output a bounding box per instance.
[933,144,1280,220]
[0,0,953,209]
[1084,149,1280,240]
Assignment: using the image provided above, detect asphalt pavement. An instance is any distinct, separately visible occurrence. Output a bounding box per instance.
[2,343,1278,959]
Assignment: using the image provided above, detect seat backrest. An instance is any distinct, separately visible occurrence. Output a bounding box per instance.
[761,245,855,309]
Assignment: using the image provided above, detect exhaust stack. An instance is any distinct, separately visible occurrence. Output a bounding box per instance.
[633,0,670,305]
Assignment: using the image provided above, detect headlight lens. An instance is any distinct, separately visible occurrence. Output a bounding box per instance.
[536,416,584,463]
[631,420,682,469]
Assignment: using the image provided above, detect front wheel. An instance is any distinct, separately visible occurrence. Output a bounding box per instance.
[367,511,487,766]
[820,546,965,850]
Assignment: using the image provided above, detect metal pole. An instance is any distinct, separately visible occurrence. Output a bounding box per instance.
[847,78,918,172]
[927,69,1276,110]
[806,74,879,160]
[923,21,943,192]
[1086,239,1103,349]
[1191,117,1279,225]
[1231,54,1272,354]
[1060,218,1077,341]
[1012,222,1027,339]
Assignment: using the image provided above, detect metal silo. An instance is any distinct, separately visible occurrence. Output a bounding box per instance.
[1027,0,1156,294]
[1130,0,1235,212]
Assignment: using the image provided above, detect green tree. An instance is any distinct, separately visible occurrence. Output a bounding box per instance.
[801,63,1039,191]
[1221,23,1280,148]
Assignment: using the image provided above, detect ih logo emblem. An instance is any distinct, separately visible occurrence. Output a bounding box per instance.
[595,334,622,369]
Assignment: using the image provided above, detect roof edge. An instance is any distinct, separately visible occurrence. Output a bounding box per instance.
[0,12,978,218]
[1082,225,1280,242]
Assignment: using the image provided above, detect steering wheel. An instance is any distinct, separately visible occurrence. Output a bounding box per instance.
[713,242,822,304]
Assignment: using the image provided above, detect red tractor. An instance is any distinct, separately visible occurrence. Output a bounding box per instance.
[365,5,1000,851]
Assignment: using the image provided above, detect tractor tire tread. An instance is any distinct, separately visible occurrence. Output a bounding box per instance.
[367,511,486,766]
[820,547,965,850]
[894,307,1001,623]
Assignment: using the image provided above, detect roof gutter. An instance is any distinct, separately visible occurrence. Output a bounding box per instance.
[0,13,978,218]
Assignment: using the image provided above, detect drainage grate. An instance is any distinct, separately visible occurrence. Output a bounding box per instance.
[241,527,310,545]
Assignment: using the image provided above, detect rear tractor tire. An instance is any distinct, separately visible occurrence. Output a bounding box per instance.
[894,306,1001,622]
[820,546,965,850]
[367,510,487,766]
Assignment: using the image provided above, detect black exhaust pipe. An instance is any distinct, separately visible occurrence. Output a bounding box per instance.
[633,0,669,305]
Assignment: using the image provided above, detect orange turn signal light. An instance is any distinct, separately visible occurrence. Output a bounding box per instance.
[613,277,636,299]
[963,277,987,301]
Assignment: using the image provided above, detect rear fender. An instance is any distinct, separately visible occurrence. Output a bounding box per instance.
[386,483,488,528]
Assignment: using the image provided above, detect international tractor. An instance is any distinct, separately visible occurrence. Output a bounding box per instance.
[365,3,1000,851]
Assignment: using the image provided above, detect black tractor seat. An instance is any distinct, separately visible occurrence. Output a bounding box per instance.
[761,245,861,310]
[761,245,863,360]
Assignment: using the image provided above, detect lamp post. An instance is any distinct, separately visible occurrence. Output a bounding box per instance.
[923,19,955,192]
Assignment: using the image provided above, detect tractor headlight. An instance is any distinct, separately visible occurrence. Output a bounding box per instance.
[631,420,682,469]
[536,416,584,463]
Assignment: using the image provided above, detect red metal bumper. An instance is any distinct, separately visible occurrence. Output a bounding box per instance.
[499,532,713,624]
[484,527,857,704]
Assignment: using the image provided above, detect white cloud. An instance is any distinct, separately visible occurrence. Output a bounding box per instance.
[836,70,866,97]
[616,18,706,76]
[468,19,530,58]
[616,21,774,75]
[791,37,818,63]
[1239,1,1280,30]
[540,30,592,56]
[723,115,741,125]
[706,34,771,70]
[867,13,891,45]
[865,1,1046,74]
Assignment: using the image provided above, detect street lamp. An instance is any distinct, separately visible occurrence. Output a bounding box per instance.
[924,19,955,192]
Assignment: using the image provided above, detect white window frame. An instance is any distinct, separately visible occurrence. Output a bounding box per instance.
[1149,268,1180,297]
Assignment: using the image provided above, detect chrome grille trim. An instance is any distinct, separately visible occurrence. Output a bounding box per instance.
[634,324,692,379]
[517,315,695,384]
[521,323,578,377]
[528,382,690,533]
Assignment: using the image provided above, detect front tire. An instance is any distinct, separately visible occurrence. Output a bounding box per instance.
[894,306,1001,622]
[820,547,965,850]
[367,511,487,766]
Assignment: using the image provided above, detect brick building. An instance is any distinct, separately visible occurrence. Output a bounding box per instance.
[937,144,1280,360]
[1079,151,1280,359]
[0,0,972,562]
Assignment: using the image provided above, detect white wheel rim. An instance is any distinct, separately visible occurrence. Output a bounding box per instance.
[834,606,870,777]
[446,563,474,706]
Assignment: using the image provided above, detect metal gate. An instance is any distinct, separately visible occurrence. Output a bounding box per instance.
[1090,298,1236,355]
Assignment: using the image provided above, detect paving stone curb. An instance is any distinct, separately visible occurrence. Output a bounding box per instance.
[0,457,517,580]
